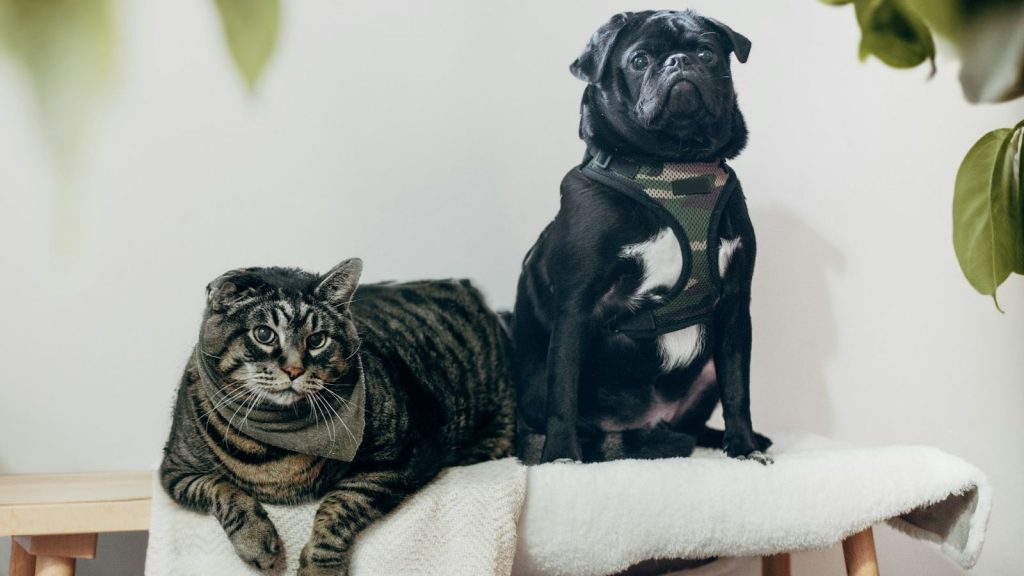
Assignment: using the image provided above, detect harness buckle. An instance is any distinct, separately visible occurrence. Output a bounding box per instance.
[593,151,613,169]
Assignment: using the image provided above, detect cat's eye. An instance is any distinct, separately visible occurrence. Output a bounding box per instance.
[307,332,328,350]
[253,325,276,344]
[697,46,715,63]
[631,53,650,71]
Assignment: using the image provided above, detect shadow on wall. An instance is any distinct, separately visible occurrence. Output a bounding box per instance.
[77,531,149,576]
[0,537,8,576]
[750,207,843,436]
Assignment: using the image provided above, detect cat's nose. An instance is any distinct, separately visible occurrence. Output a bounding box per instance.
[282,365,305,380]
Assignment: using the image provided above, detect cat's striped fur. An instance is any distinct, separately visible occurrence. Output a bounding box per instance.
[160,259,515,576]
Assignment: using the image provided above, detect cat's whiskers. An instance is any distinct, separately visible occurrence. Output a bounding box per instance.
[315,390,356,446]
[241,389,268,429]
[199,383,252,421]
[342,344,362,363]
[311,394,334,444]
[227,388,259,432]
[316,393,338,444]
[306,395,320,428]
[320,386,370,419]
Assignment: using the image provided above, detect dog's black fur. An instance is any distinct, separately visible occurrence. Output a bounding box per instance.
[512,10,771,464]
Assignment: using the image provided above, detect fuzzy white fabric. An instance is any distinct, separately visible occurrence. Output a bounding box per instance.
[513,433,991,576]
[145,434,990,576]
[144,458,526,576]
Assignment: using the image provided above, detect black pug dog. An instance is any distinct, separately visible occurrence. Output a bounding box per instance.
[512,10,772,465]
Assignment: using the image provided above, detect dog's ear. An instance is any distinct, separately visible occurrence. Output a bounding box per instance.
[703,17,751,64]
[570,12,634,84]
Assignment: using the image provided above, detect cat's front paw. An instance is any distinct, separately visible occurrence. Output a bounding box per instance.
[227,508,285,571]
[299,542,350,576]
[298,563,346,576]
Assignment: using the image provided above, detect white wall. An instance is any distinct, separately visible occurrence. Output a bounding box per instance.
[1,1,1021,574]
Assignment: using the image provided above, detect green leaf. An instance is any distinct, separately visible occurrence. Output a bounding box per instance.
[0,0,116,259]
[213,0,279,91]
[855,0,936,70]
[898,0,962,40]
[820,0,855,5]
[0,0,115,164]
[957,3,1024,103]
[1003,124,1024,274]
[953,128,1019,309]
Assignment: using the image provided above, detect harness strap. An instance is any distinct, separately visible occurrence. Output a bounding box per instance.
[579,150,736,337]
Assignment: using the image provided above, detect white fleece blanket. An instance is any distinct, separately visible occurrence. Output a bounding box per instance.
[513,433,990,576]
[145,434,990,576]
[145,458,527,576]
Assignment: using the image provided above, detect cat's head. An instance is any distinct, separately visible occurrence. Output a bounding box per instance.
[198,258,363,407]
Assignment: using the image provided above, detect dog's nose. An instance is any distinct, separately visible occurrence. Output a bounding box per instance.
[665,54,690,68]
[282,365,305,380]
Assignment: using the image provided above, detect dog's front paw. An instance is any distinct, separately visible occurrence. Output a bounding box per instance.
[736,450,773,465]
[723,430,772,465]
[227,507,285,571]
[540,439,582,464]
[299,542,350,576]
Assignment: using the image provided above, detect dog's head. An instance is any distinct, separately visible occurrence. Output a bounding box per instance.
[572,10,750,162]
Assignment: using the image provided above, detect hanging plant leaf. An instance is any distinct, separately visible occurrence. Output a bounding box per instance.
[819,0,855,5]
[898,0,962,40]
[952,126,1023,309]
[213,0,279,91]
[1003,126,1024,273]
[0,0,116,258]
[958,3,1024,103]
[0,0,115,165]
[854,0,936,71]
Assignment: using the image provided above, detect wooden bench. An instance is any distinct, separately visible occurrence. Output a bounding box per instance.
[0,472,152,576]
[1,471,879,576]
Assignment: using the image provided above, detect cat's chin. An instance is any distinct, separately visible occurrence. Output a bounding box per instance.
[264,389,302,406]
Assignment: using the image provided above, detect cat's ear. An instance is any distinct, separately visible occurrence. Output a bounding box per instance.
[206,269,264,313]
[315,258,363,311]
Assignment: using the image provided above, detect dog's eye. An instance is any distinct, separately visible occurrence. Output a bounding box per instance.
[253,325,276,345]
[697,46,715,63]
[631,54,650,71]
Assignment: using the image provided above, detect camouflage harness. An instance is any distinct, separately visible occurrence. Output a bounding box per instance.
[580,148,738,337]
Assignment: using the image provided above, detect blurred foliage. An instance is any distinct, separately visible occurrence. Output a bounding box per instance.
[0,0,279,256]
[0,0,115,168]
[0,0,115,256]
[854,0,935,72]
[213,0,280,91]
[821,0,1024,308]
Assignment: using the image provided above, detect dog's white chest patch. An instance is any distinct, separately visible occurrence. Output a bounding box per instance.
[621,232,742,372]
[658,324,706,371]
[718,237,742,277]
[620,228,682,295]
[620,231,743,297]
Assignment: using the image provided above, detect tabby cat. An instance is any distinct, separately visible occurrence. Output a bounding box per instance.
[159,258,515,576]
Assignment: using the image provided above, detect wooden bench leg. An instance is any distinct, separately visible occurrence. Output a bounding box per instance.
[762,553,791,576]
[842,527,880,576]
[34,556,76,576]
[12,534,98,576]
[9,539,37,576]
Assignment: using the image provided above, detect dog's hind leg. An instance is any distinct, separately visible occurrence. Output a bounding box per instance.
[583,424,697,462]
